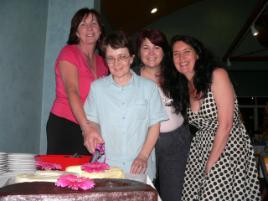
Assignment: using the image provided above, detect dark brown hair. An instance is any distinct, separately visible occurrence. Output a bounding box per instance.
[67,8,104,46]
[102,31,134,55]
[136,29,169,56]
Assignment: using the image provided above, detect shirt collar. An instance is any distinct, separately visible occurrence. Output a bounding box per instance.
[107,69,137,87]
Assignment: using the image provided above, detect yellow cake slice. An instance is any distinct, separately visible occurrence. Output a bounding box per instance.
[65,165,125,179]
[15,170,67,183]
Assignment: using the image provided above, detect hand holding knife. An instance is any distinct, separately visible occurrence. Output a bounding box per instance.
[90,143,105,163]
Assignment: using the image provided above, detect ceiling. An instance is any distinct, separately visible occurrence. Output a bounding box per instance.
[223,0,268,62]
[101,0,268,62]
[101,0,202,34]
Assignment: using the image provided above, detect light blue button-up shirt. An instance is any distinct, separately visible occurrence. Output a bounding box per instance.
[84,71,168,179]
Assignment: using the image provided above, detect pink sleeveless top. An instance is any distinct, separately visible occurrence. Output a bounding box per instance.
[51,45,108,123]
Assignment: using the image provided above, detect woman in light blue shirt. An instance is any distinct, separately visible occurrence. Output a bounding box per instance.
[83,31,167,179]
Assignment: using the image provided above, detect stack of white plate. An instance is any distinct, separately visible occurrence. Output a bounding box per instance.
[0,152,8,175]
[7,153,36,173]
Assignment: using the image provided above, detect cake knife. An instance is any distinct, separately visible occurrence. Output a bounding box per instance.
[90,149,101,163]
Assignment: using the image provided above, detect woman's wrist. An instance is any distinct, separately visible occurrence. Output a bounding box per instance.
[137,152,149,161]
[80,120,91,135]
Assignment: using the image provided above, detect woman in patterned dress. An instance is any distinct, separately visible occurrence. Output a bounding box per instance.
[169,35,260,200]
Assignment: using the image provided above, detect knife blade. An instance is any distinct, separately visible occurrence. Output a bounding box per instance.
[90,149,101,163]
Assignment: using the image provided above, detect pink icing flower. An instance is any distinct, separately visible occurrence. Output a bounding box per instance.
[35,160,62,170]
[81,162,110,173]
[55,174,95,190]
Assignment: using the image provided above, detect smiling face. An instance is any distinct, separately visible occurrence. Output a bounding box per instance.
[139,38,164,69]
[105,45,134,83]
[76,14,101,45]
[172,41,199,80]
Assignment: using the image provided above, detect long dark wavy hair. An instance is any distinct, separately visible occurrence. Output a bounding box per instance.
[135,29,174,98]
[170,35,220,116]
[67,8,104,52]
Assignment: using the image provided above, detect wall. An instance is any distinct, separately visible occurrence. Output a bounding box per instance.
[0,0,95,154]
[0,0,48,153]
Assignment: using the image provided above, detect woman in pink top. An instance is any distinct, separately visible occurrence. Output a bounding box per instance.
[46,8,108,155]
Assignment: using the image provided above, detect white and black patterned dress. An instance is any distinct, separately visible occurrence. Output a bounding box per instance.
[181,90,260,201]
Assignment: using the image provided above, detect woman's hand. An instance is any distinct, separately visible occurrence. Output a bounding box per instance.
[82,121,104,153]
[130,155,148,174]
[130,123,160,175]
[205,160,215,174]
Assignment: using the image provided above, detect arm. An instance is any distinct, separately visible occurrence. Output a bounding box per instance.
[59,61,89,130]
[130,123,160,174]
[59,61,103,152]
[206,68,234,173]
[83,83,104,153]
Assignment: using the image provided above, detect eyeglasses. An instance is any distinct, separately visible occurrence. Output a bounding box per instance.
[105,55,130,64]
[173,48,194,58]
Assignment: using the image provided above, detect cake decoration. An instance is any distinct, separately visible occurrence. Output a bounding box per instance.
[65,165,125,179]
[55,174,95,190]
[82,162,110,173]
